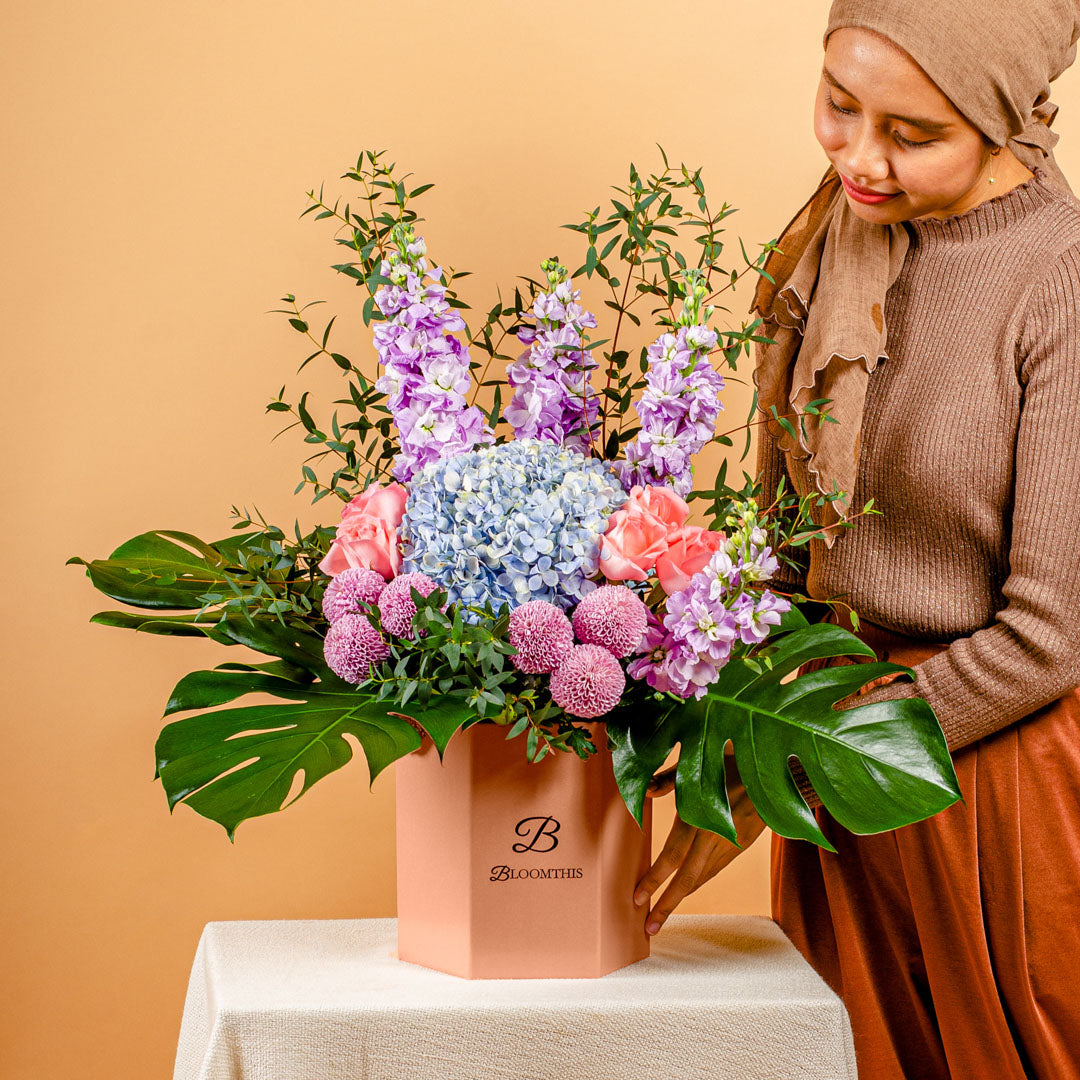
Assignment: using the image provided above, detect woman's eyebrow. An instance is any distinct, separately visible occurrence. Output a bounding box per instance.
[822,67,953,133]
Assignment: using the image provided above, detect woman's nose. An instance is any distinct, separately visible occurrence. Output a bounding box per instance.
[843,122,890,183]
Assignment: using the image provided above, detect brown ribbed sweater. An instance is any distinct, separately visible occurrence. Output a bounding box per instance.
[757,166,1080,806]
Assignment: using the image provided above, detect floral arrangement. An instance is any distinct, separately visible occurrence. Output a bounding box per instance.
[70,149,960,848]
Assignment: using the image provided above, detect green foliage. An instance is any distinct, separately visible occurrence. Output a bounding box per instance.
[157,672,422,840]
[553,147,781,454]
[688,443,883,590]
[145,585,602,837]
[368,588,599,763]
[69,531,251,610]
[608,618,961,848]
[70,524,602,836]
[69,519,332,629]
[273,145,789,504]
[267,303,398,502]
[103,591,429,839]
[273,149,475,501]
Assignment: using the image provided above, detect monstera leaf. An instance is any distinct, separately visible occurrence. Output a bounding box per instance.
[153,605,483,831]
[608,621,961,851]
[68,530,259,609]
[156,669,423,840]
[88,609,231,638]
[72,526,477,838]
[152,614,483,837]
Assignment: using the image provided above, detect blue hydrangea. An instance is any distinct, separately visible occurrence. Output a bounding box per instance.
[400,438,628,612]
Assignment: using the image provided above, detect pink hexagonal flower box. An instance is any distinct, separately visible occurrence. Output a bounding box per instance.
[395,720,653,979]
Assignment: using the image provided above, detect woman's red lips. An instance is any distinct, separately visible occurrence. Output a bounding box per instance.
[840,174,901,204]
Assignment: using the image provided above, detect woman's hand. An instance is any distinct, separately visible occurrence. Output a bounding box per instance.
[633,751,767,936]
[835,670,902,709]
[856,672,901,695]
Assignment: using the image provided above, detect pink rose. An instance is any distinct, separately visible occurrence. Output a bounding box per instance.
[629,485,690,531]
[599,485,691,581]
[318,482,408,580]
[630,486,691,531]
[655,526,726,595]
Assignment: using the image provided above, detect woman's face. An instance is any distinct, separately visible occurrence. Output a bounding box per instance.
[814,27,993,223]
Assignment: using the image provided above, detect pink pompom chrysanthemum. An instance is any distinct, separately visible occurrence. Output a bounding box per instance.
[549,644,626,719]
[321,567,388,623]
[571,584,649,658]
[377,572,439,638]
[508,600,575,674]
[323,613,390,684]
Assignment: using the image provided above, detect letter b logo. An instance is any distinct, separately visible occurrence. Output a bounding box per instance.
[512,815,561,853]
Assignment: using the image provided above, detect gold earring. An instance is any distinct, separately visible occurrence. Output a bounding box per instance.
[989,146,1002,185]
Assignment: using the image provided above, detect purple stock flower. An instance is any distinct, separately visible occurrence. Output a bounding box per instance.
[626,543,792,699]
[619,270,726,496]
[731,584,790,645]
[372,224,490,481]
[664,587,739,662]
[619,324,725,497]
[626,616,690,696]
[505,261,600,453]
[626,617,717,700]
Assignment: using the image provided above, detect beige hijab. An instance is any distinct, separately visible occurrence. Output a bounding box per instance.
[752,0,1080,548]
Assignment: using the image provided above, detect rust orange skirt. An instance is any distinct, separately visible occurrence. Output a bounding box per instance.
[772,617,1080,1080]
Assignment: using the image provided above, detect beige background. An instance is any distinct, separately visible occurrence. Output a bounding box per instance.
[6,2,1080,1077]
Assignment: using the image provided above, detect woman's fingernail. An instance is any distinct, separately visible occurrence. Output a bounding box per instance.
[646,920,660,934]
[633,890,645,906]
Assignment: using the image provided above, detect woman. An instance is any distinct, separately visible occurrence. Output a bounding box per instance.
[634,3,1080,1077]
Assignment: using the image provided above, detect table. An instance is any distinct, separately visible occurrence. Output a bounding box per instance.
[173,915,858,1080]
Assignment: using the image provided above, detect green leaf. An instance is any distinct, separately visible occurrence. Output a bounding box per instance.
[775,602,810,634]
[165,665,315,715]
[443,641,461,670]
[155,689,421,839]
[607,706,681,827]
[297,393,317,432]
[776,416,798,441]
[88,610,227,638]
[609,623,961,850]
[672,710,739,842]
[392,693,474,756]
[205,615,327,672]
[68,531,256,609]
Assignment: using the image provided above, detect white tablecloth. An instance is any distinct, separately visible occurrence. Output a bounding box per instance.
[173,915,857,1080]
